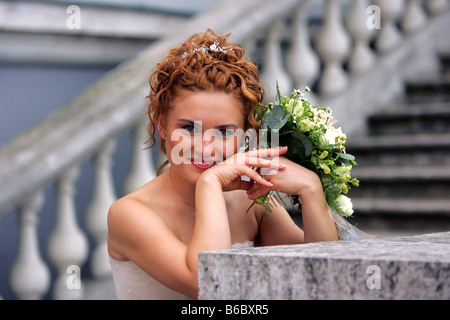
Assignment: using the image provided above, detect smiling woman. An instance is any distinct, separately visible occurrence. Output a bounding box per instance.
[107,29,338,300]
[147,30,264,176]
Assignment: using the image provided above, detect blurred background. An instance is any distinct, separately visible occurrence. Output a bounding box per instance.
[0,0,449,300]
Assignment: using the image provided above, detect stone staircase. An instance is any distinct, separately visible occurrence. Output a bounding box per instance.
[347,54,450,236]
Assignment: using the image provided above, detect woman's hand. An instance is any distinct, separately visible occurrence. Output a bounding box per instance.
[246,156,323,200]
[245,155,339,243]
[200,147,289,192]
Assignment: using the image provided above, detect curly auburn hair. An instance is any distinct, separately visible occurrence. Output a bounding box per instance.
[146,29,265,175]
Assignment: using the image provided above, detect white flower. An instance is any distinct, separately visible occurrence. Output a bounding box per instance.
[323,126,346,145]
[286,99,299,113]
[298,118,315,132]
[336,195,354,217]
[210,42,218,52]
[336,165,352,176]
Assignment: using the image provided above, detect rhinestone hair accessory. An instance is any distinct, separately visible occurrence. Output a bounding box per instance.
[181,41,234,58]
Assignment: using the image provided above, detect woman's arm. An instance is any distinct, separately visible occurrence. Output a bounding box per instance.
[108,148,286,299]
[186,159,279,280]
[185,147,289,294]
[248,156,338,244]
[107,197,200,298]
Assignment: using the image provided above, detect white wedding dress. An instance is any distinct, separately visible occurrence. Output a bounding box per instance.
[109,240,254,300]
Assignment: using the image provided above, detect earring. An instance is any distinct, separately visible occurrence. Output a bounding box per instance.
[162,134,167,139]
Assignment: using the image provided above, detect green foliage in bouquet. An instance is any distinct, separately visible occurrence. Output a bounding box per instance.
[254,83,359,220]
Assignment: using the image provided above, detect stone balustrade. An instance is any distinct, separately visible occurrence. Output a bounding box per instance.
[198,232,450,299]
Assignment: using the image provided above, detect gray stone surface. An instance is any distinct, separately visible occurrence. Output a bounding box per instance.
[198,232,450,300]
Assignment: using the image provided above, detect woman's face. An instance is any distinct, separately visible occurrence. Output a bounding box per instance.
[159,89,247,182]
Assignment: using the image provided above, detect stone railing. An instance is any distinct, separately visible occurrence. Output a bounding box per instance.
[198,231,450,299]
[0,0,448,299]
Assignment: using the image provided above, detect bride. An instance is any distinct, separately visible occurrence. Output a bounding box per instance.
[107,29,338,300]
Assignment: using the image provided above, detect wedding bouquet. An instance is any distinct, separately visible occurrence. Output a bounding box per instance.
[254,84,362,240]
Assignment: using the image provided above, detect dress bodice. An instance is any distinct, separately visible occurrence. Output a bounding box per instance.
[109,240,254,300]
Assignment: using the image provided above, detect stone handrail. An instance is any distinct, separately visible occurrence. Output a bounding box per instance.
[198,231,450,299]
[1,0,448,299]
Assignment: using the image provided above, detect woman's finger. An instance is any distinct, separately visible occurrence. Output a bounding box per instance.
[247,184,272,200]
[226,155,286,171]
[246,146,288,158]
[240,164,273,188]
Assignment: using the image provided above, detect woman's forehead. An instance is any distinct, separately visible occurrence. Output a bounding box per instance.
[169,90,246,125]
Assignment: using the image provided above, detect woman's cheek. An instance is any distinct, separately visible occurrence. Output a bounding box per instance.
[167,130,194,164]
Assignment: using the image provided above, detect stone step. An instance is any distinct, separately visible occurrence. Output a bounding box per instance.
[349,166,450,199]
[352,198,450,217]
[347,133,450,167]
[367,103,450,135]
[405,78,450,103]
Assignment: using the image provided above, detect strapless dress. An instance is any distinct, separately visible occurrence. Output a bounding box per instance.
[109,240,254,299]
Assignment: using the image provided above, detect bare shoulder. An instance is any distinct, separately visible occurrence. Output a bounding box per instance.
[107,175,167,232]
[107,193,170,260]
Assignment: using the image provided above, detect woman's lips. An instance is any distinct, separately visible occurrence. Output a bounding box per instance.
[191,159,216,170]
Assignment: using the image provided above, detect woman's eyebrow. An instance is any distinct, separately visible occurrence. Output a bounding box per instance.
[177,118,195,124]
[177,118,239,128]
[216,124,239,129]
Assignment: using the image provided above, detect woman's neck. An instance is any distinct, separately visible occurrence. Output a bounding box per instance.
[166,168,196,209]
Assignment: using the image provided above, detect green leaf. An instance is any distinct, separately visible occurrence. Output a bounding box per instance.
[291,132,313,158]
[254,193,269,205]
[275,81,282,105]
[265,105,289,130]
[337,153,355,161]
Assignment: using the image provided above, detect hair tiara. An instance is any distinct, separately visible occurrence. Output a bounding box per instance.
[181,41,234,58]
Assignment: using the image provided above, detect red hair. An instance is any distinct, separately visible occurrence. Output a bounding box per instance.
[146,29,265,175]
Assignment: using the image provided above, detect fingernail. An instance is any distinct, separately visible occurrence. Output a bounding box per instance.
[279,164,287,169]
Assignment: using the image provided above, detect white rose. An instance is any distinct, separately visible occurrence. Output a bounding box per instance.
[336,195,354,217]
[323,126,345,145]
[286,99,298,112]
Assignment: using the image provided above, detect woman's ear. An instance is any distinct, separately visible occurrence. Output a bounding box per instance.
[157,115,166,139]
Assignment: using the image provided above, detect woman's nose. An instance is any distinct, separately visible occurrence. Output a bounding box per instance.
[193,132,217,160]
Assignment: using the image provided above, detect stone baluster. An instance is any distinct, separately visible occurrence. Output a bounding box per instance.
[403,0,440,78]
[426,0,448,15]
[286,0,320,98]
[260,17,293,102]
[401,0,428,34]
[86,139,117,278]
[374,0,405,54]
[345,0,377,76]
[315,0,351,97]
[47,166,88,300]
[9,191,50,299]
[124,118,156,194]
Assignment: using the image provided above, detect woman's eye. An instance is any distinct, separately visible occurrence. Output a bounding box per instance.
[218,129,234,136]
[182,125,195,133]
